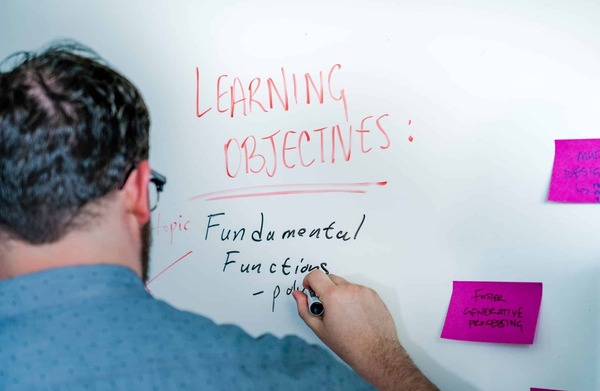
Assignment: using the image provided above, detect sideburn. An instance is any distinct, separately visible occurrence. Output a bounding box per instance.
[140,221,151,282]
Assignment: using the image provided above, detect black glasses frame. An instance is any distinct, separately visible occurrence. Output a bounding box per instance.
[149,169,166,211]
[119,162,167,211]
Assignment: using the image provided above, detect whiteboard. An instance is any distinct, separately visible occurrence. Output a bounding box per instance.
[1,1,599,389]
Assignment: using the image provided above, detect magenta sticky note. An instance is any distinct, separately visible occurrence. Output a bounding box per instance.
[530,388,565,391]
[441,281,543,344]
[548,139,600,203]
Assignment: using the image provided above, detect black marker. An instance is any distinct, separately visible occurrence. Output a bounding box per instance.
[307,289,324,316]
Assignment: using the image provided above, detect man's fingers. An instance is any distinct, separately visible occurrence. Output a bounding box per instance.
[292,290,322,332]
[328,274,350,286]
[302,269,336,294]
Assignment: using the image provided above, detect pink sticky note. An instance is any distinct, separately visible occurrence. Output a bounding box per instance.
[531,388,565,391]
[441,281,543,344]
[548,139,600,203]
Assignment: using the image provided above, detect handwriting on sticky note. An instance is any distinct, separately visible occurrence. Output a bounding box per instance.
[441,281,543,344]
[548,139,600,203]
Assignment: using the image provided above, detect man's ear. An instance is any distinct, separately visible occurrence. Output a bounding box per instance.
[122,160,151,225]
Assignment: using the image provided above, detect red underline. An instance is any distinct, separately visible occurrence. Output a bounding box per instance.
[206,189,366,201]
[189,181,387,201]
[145,250,193,289]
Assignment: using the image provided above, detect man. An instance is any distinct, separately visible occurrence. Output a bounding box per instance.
[0,41,438,390]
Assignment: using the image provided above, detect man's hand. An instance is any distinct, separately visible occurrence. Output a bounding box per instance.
[292,270,438,391]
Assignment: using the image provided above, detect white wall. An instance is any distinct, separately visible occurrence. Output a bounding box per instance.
[1,1,599,389]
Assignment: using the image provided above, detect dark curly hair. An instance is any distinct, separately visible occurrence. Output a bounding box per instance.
[0,41,150,244]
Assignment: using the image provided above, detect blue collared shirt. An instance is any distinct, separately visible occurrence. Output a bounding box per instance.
[0,265,374,390]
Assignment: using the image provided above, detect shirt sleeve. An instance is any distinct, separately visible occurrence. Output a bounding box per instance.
[249,332,376,390]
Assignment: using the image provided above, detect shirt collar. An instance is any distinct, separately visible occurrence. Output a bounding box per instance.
[0,264,149,319]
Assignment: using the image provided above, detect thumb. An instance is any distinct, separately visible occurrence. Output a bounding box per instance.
[292,290,322,333]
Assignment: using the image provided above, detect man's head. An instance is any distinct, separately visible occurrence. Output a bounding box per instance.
[0,41,152,280]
